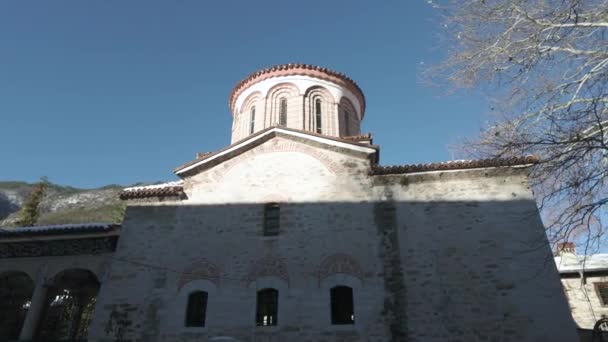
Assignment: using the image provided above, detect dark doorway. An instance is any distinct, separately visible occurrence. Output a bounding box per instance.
[36,269,100,341]
[0,271,34,340]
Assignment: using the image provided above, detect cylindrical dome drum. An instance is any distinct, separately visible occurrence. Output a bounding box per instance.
[229,64,366,143]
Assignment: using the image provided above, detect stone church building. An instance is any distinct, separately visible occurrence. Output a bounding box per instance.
[0,64,579,341]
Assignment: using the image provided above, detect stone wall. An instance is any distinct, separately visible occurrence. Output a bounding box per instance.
[374,169,576,341]
[90,136,578,341]
[562,275,608,329]
[90,202,390,341]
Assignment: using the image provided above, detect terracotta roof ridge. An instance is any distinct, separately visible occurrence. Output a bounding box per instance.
[370,156,539,175]
[122,180,184,192]
[120,180,184,200]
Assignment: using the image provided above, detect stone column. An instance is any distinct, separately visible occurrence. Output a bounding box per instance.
[19,268,48,340]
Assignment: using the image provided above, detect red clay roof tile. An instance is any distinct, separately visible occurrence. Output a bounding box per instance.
[370,156,539,175]
[119,181,184,200]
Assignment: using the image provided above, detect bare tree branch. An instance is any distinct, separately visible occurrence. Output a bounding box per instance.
[426,0,608,254]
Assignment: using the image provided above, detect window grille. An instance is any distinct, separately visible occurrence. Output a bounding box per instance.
[263,203,280,236]
[256,288,278,326]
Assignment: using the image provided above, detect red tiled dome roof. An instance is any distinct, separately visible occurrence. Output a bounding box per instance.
[229,63,366,117]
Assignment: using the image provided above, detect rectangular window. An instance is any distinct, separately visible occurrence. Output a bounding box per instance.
[256,288,278,326]
[185,291,208,327]
[263,203,280,236]
[331,286,355,325]
[597,283,608,305]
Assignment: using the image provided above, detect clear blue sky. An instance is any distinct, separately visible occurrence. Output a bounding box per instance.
[0,1,488,188]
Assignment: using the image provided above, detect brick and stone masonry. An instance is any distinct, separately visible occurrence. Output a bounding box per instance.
[0,64,580,341]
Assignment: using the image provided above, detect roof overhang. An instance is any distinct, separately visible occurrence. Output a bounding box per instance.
[120,181,184,200]
[0,223,120,242]
[370,156,539,175]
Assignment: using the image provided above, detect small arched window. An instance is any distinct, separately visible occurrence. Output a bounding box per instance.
[256,288,278,326]
[330,286,354,325]
[249,106,256,134]
[185,291,208,327]
[279,98,287,126]
[315,99,323,133]
[342,110,350,136]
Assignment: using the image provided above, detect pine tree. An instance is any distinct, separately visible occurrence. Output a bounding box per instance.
[14,177,49,227]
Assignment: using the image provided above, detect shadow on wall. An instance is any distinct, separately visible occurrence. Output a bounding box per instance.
[0,199,575,341]
[82,198,574,342]
[0,268,99,341]
[0,271,33,340]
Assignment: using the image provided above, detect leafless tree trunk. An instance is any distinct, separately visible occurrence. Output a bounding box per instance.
[425,0,608,252]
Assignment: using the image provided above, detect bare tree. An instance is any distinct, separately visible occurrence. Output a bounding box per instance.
[425,0,608,251]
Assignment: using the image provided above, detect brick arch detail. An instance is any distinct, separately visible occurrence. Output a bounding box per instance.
[304,85,338,103]
[48,267,100,286]
[235,91,263,136]
[339,97,358,117]
[177,258,220,290]
[265,81,301,98]
[304,85,338,134]
[265,82,300,127]
[238,91,263,115]
[0,269,35,283]
[318,253,363,284]
[246,255,289,285]
[229,64,366,117]
[210,138,343,183]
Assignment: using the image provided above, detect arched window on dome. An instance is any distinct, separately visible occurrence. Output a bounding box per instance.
[279,98,287,126]
[339,97,359,137]
[342,109,351,136]
[315,98,323,133]
[304,86,333,135]
[249,106,256,134]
